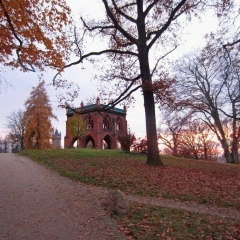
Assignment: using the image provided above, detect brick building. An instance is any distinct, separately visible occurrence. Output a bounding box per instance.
[64,98,127,149]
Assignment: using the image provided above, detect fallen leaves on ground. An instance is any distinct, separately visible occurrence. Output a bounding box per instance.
[20,149,240,209]
[114,202,240,240]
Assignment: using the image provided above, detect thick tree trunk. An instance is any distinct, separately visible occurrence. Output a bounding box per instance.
[216,126,236,164]
[138,54,163,165]
[21,138,24,150]
[139,60,163,165]
[231,107,238,164]
[143,89,163,166]
[136,1,163,166]
[230,136,238,164]
[231,149,238,164]
[212,108,236,163]
[221,139,232,163]
[203,145,208,160]
[173,135,179,156]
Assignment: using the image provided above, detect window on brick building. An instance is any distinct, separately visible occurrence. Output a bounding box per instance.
[103,115,110,130]
[116,117,122,132]
[86,115,94,130]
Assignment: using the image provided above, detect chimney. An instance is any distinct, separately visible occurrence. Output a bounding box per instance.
[96,97,100,107]
[80,101,84,110]
[124,105,127,113]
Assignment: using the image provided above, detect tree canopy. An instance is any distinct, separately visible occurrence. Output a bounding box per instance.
[54,0,233,166]
[168,43,240,163]
[5,109,25,152]
[67,113,87,142]
[23,81,57,149]
[0,0,72,72]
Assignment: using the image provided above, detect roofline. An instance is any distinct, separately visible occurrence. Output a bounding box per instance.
[66,103,126,116]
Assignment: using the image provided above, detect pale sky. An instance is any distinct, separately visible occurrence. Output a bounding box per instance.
[0,1,219,147]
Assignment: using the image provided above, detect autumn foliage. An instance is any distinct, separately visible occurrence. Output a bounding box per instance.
[0,0,72,71]
[132,137,148,153]
[20,149,240,238]
[20,149,240,209]
[117,129,136,152]
[67,113,87,138]
[23,81,57,149]
[61,0,234,166]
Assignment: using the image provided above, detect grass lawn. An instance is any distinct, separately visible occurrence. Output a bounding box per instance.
[19,148,240,239]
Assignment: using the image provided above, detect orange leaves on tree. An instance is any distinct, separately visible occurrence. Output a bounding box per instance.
[0,0,72,71]
[23,81,57,149]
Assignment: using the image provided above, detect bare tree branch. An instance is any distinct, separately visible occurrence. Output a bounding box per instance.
[64,83,141,116]
[172,1,202,20]
[223,39,240,49]
[218,107,240,120]
[102,0,138,44]
[112,0,137,23]
[119,74,141,82]
[151,45,177,77]
[53,49,138,84]
[147,1,203,49]
[144,0,158,18]
[81,17,115,31]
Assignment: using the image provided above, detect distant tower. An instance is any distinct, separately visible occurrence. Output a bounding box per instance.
[52,129,61,148]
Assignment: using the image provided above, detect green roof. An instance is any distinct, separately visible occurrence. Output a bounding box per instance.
[67,104,125,114]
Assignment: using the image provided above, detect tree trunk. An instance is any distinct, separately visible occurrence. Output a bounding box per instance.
[204,145,208,160]
[143,89,163,166]
[231,135,238,164]
[212,108,235,163]
[139,60,163,165]
[136,2,163,166]
[221,139,232,163]
[173,135,179,156]
[193,151,198,159]
[230,106,238,164]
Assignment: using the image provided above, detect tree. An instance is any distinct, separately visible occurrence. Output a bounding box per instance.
[194,122,218,160]
[5,109,25,151]
[217,1,240,52]
[0,136,9,153]
[174,47,240,163]
[117,128,136,152]
[158,107,219,160]
[0,0,71,72]
[179,120,216,160]
[66,113,87,148]
[55,0,231,166]
[158,109,189,157]
[5,133,21,152]
[132,137,148,153]
[23,81,57,149]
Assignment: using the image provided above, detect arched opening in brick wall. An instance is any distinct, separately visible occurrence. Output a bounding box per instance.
[85,135,95,148]
[103,134,112,149]
[71,136,78,148]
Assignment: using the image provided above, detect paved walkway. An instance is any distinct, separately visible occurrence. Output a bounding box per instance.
[0,153,125,240]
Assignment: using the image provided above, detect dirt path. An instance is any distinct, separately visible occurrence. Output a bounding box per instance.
[0,153,125,240]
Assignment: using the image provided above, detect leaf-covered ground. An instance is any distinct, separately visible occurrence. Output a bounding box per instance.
[114,202,240,240]
[20,149,240,209]
[20,149,240,239]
